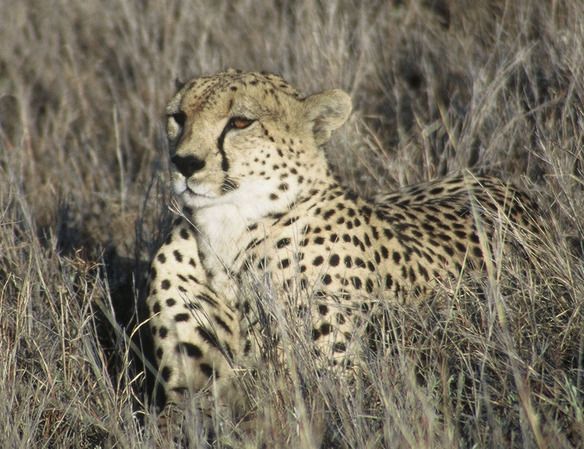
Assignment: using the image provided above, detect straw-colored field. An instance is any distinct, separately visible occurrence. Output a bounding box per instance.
[1,1,582,447]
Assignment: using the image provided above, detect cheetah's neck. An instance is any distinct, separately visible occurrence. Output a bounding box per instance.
[190,177,337,294]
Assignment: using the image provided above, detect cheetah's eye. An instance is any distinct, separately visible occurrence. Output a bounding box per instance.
[170,111,187,128]
[166,111,187,141]
[167,111,187,142]
[227,116,255,130]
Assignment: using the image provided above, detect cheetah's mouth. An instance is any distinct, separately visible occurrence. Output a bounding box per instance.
[181,186,216,199]
[173,177,218,203]
[185,188,215,199]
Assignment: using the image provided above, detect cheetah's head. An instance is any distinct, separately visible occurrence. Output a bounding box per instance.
[165,70,351,221]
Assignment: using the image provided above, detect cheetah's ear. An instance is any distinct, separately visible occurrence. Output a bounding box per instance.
[304,89,352,145]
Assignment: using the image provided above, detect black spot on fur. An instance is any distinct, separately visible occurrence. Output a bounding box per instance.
[323,209,335,219]
[276,238,291,248]
[200,363,216,378]
[329,254,340,266]
[283,216,299,226]
[392,252,401,264]
[197,326,221,350]
[213,314,233,334]
[320,323,332,335]
[176,342,203,358]
[175,313,189,322]
[161,366,172,381]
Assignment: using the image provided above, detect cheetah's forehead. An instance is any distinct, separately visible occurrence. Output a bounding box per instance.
[167,70,301,115]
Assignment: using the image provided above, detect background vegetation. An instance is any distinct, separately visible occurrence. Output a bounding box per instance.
[1,0,582,447]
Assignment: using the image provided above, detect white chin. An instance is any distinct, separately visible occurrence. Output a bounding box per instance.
[173,180,218,209]
[180,191,215,209]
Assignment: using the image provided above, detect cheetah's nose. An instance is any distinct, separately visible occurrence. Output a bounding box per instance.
[171,154,206,178]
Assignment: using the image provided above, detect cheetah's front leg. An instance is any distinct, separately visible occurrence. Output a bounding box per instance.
[146,219,243,416]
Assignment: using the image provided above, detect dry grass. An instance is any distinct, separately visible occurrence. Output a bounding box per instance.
[1,0,583,447]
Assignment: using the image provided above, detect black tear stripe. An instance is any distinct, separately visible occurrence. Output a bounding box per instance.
[217,126,231,172]
[217,124,235,194]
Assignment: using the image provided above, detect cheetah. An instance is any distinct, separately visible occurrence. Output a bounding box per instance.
[145,69,538,417]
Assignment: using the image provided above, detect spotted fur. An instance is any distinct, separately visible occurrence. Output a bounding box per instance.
[145,69,538,412]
